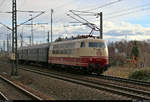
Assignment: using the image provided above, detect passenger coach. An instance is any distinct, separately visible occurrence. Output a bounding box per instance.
[18,43,49,64]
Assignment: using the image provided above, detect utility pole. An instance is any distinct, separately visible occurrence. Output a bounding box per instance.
[47,31,49,43]
[9,33,11,54]
[23,23,48,44]
[99,12,103,39]
[3,40,5,52]
[30,14,34,45]
[11,0,18,76]
[20,34,23,47]
[21,26,24,47]
[7,34,9,53]
[29,36,31,46]
[51,9,53,43]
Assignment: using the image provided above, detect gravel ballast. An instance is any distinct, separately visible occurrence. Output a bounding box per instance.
[0,61,130,100]
[0,79,31,100]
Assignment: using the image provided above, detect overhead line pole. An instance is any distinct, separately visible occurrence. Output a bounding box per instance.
[47,31,49,43]
[100,12,103,39]
[3,40,5,51]
[11,0,18,76]
[20,34,23,47]
[21,26,24,47]
[30,14,34,45]
[7,33,9,54]
[23,23,48,44]
[51,9,53,43]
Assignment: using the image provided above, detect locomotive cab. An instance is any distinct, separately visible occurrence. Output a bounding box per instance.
[78,39,110,74]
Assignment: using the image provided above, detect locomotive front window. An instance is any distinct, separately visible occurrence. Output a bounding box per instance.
[80,42,85,48]
[89,42,105,48]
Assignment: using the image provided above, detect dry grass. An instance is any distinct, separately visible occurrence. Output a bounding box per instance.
[103,66,139,78]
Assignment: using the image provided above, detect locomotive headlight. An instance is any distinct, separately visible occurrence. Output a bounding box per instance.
[96,49,102,56]
[90,58,93,61]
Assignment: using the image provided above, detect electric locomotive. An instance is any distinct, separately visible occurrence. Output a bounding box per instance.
[48,35,110,74]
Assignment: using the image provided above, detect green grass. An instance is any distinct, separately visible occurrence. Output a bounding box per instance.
[128,68,150,82]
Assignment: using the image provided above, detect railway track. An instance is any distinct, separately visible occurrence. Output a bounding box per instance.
[0,74,43,100]
[1,61,150,100]
[97,75,150,87]
[21,62,150,87]
[0,92,8,100]
[19,66,150,100]
[2,60,150,87]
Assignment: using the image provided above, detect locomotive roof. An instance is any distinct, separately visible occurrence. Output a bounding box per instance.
[18,43,50,50]
[52,38,105,45]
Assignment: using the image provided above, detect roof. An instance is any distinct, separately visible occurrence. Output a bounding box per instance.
[52,38,105,45]
[18,43,50,50]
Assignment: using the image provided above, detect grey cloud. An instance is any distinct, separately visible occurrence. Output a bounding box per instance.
[104,30,144,37]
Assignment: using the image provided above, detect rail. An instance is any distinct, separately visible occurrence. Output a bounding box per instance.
[0,92,8,100]
[1,61,150,99]
[98,75,150,87]
[20,67,150,100]
[0,75,43,100]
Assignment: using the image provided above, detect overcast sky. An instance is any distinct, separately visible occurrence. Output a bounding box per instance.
[0,0,150,48]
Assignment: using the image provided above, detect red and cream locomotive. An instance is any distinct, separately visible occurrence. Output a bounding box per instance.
[48,35,110,74]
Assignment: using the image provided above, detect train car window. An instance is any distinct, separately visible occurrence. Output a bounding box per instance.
[52,50,55,54]
[62,44,65,49]
[55,50,57,54]
[57,50,60,54]
[54,50,57,54]
[60,50,62,54]
[63,50,65,54]
[89,42,105,48]
[72,49,74,54]
[64,44,66,49]
[68,50,71,54]
[64,50,67,54]
[54,50,56,54]
[80,42,85,48]
[61,50,63,54]
[67,44,69,48]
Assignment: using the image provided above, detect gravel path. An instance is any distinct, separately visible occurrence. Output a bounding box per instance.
[0,61,130,100]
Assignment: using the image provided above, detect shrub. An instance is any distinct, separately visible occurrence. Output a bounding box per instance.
[128,68,150,81]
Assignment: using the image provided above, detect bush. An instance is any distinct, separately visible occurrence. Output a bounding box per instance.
[128,68,150,81]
